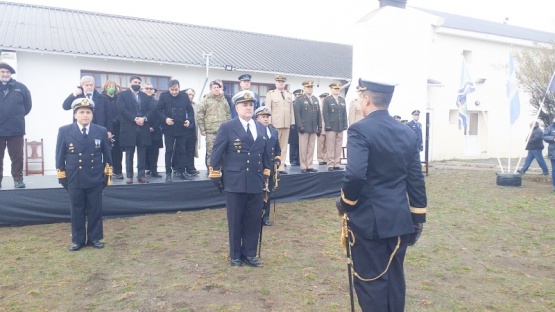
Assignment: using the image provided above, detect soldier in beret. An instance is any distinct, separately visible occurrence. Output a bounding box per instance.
[0,62,32,189]
[210,90,271,267]
[255,106,281,226]
[294,80,321,173]
[336,78,427,311]
[407,109,423,152]
[56,98,113,251]
[265,75,294,174]
[323,82,348,171]
[288,89,303,166]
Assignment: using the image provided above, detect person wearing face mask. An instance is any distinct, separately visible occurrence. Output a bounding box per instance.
[116,76,156,184]
[0,62,32,189]
[62,75,108,129]
[102,80,124,179]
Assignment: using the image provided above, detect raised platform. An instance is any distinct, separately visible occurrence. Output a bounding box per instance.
[0,164,344,227]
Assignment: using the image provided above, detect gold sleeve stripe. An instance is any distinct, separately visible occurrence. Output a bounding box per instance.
[56,169,66,179]
[410,207,427,214]
[341,189,357,206]
[208,166,222,178]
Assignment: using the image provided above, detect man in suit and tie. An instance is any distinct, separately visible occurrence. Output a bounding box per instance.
[117,76,157,184]
[255,106,281,226]
[56,98,113,251]
[210,90,271,267]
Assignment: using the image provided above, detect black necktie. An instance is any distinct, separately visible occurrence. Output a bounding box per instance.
[246,123,253,143]
[82,127,87,138]
[281,91,285,100]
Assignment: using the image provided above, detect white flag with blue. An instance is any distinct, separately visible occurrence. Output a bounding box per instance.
[456,59,475,131]
[507,51,520,125]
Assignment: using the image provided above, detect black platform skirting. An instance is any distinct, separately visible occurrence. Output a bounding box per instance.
[0,166,344,227]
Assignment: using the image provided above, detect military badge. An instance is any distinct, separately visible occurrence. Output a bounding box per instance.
[95,139,101,148]
[234,138,242,153]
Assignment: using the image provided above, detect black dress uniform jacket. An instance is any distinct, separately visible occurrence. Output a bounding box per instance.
[117,89,156,148]
[55,123,113,188]
[294,94,321,133]
[211,118,270,193]
[342,110,426,240]
[0,78,32,136]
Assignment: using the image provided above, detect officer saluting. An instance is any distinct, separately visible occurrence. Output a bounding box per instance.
[336,78,427,311]
[210,90,271,267]
[56,98,113,251]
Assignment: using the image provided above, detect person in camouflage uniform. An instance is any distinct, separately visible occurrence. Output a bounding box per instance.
[197,80,231,168]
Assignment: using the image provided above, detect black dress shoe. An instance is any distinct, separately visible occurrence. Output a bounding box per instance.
[113,173,124,179]
[230,258,242,266]
[150,172,162,178]
[177,172,190,180]
[333,166,344,171]
[301,169,308,173]
[241,256,261,267]
[187,170,199,176]
[137,177,149,184]
[308,168,318,172]
[263,220,272,226]
[278,170,287,174]
[69,243,85,251]
[87,240,104,249]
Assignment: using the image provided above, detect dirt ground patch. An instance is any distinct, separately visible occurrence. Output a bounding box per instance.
[1,160,554,311]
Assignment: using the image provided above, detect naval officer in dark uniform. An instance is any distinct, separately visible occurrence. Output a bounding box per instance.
[56,98,113,251]
[255,106,281,226]
[407,109,423,152]
[336,78,427,311]
[210,90,271,267]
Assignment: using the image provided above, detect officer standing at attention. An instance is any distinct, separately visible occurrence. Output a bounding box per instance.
[288,89,303,166]
[238,74,260,110]
[255,106,281,226]
[336,78,427,311]
[317,92,329,166]
[265,75,294,174]
[56,98,113,251]
[294,80,321,173]
[407,109,423,152]
[323,82,348,171]
[209,90,271,267]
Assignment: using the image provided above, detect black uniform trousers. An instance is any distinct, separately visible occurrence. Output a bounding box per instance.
[111,124,123,175]
[0,135,24,180]
[67,184,104,244]
[288,125,300,165]
[225,192,263,260]
[351,232,410,312]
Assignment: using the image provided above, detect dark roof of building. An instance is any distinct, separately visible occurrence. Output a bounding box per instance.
[415,7,555,43]
[0,1,352,79]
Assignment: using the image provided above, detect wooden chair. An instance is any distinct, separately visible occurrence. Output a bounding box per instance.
[25,138,45,175]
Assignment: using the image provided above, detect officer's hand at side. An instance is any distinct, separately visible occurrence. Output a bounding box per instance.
[408,223,424,246]
[325,126,332,132]
[274,158,281,168]
[211,177,223,193]
[316,129,322,137]
[298,127,305,134]
[335,196,349,216]
[58,178,68,190]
